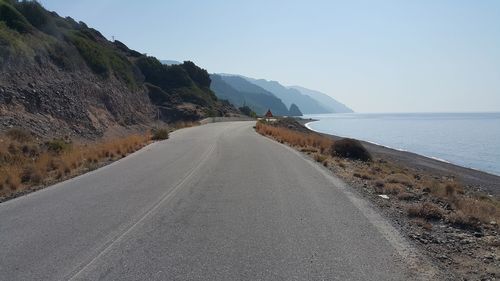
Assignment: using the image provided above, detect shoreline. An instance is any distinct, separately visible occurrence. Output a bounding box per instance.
[258,119,500,280]
[301,119,500,197]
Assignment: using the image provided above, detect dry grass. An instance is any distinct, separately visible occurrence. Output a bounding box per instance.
[171,121,199,130]
[313,153,328,163]
[454,197,500,224]
[385,173,413,187]
[384,183,405,195]
[353,171,372,180]
[256,122,333,153]
[408,202,445,220]
[255,120,500,231]
[0,129,152,199]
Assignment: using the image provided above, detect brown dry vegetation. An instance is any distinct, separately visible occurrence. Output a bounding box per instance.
[256,119,500,279]
[171,121,200,130]
[0,128,152,200]
[256,121,333,153]
[256,120,500,229]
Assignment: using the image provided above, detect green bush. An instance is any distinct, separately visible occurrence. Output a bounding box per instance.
[238,105,256,118]
[69,32,108,75]
[330,138,371,162]
[14,1,48,29]
[182,61,211,88]
[151,128,169,140]
[145,83,171,105]
[135,56,192,90]
[0,0,32,33]
[45,138,71,153]
[69,31,136,87]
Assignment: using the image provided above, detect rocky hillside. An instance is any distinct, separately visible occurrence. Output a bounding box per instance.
[245,77,331,114]
[210,74,291,116]
[0,0,236,139]
[289,85,353,113]
[215,73,353,115]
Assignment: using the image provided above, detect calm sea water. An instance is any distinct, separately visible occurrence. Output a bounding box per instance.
[304,113,500,176]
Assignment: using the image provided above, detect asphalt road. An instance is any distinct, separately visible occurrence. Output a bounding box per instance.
[0,122,433,280]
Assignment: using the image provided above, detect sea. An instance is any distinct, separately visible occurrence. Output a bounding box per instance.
[304,112,500,176]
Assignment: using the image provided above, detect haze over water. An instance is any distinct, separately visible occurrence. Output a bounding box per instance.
[305,112,500,176]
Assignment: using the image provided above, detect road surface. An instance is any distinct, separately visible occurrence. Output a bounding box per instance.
[0,122,433,280]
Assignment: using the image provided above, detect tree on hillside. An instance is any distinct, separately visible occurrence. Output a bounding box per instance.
[238,106,256,118]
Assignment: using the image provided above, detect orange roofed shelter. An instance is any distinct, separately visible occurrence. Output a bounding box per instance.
[264,109,273,118]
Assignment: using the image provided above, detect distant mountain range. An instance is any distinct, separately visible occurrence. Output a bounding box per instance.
[210,74,290,116]
[210,73,353,116]
[160,60,181,65]
[245,78,331,114]
[289,86,353,113]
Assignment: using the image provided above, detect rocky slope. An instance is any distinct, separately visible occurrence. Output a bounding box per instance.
[0,0,237,139]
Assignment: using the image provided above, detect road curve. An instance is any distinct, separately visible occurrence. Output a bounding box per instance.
[0,122,430,280]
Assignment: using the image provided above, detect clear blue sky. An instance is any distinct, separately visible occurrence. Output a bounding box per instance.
[40,0,500,113]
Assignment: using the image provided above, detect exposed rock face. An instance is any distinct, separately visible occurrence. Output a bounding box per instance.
[0,1,238,139]
[0,61,153,139]
[288,103,303,116]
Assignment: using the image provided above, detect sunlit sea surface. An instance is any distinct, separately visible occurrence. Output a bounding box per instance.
[304,113,500,176]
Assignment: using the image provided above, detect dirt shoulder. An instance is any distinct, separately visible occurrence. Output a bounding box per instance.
[259,118,499,281]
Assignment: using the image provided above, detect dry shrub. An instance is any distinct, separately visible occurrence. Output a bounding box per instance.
[330,138,371,162]
[20,166,42,184]
[172,121,199,130]
[370,166,382,174]
[444,182,464,197]
[373,185,384,194]
[46,139,71,154]
[448,211,481,231]
[408,202,444,220]
[0,132,151,199]
[301,147,318,153]
[454,197,499,224]
[313,154,327,163]
[413,218,433,230]
[384,183,405,195]
[397,192,418,201]
[255,122,333,152]
[424,180,465,200]
[385,173,413,187]
[6,128,33,143]
[374,180,385,188]
[353,172,372,180]
[151,128,169,140]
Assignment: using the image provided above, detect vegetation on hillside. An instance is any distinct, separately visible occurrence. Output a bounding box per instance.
[0,0,230,120]
[136,57,218,107]
[238,105,256,118]
[210,74,290,116]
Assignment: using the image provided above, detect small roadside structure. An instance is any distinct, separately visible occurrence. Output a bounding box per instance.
[258,109,277,122]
